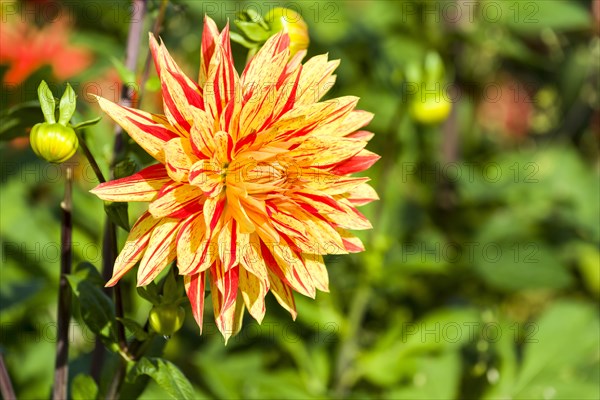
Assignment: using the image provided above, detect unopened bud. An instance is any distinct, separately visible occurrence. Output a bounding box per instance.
[149,304,186,336]
[265,7,309,57]
[30,122,79,163]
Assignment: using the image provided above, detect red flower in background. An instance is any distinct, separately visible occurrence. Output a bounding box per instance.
[0,15,92,84]
[477,77,533,140]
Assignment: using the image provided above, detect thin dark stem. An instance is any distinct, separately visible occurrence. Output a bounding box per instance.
[53,166,73,400]
[0,353,16,400]
[76,131,106,183]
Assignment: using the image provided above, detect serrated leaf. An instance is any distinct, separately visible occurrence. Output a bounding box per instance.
[58,83,77,125]
[71,373,98,400]
[37,80,56,123]
[129,357,195,400]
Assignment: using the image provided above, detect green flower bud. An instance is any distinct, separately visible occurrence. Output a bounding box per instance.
[410,91,452,125]
[149,304,185,337]
[30,122,79,163]
[265,7,309,57]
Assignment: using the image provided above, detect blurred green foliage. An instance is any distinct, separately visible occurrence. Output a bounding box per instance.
[1,0,599,399]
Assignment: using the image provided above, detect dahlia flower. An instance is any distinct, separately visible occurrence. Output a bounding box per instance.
[91,16,379,341]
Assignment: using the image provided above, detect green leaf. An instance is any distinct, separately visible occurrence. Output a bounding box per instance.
[71,373,98,400]
[73,116,102,130]
[161,269,180,304]
[385,352,461,399]
[144,76,161,92]
[234,21,271,42]
[128,357,195,400]
[110,56,136,85]
[58,83,77,125]
[37,80,56,124]
[104,201,130,232]
[229,31,259,49]
[495,0,592,34]
[72,262,106,287]
[0,101,43,140]
[137,282,161,305]
[473,240,573,291]
[486,302,600,399]
[66,272,116,341]
[113,158,137,180]
[118,317,149,341]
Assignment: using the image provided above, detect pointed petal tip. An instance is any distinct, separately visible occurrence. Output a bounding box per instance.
[105,277,119,287]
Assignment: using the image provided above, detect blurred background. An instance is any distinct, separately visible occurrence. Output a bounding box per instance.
[1,0,599,398]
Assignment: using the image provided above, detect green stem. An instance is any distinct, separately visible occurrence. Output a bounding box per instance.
[76,130,106,183]
[52,166,73,400]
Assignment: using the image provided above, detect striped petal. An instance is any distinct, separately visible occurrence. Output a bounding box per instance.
[91,164,170,202]
[184,272,206,334]
[95,96,178,163]
[203,24,240,124]
[189,159,223,198]
[295,54,339,106]
[150,35,202,131]
[164,137,196,182]
[330,149,380,175]
[137,219,179,286]
[106,211,160,286]
[239,266,267,323]
[346,182,379,206]
[148,182,204,219]
[199,16,220,85]
[268,270,297,320]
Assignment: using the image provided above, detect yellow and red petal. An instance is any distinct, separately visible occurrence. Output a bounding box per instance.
[346,182,379,206]
[184,272,206,334]
[150,35,202,131]
[91,164,170,202]
[337,228,366,253]
[239,266,267,323]
[287,136,366,168]
[203,24,240,125]
[189,159,223,197]
[199,16,221,86]
[137,219,179,286]
[94,96,178,163]
[334,110,374,138]
[164,137,197,182]
[148,182,204,219]
[294,54,339,106]
[106,211,160,287]
[330,149,380,175]
[268,270,297,320]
